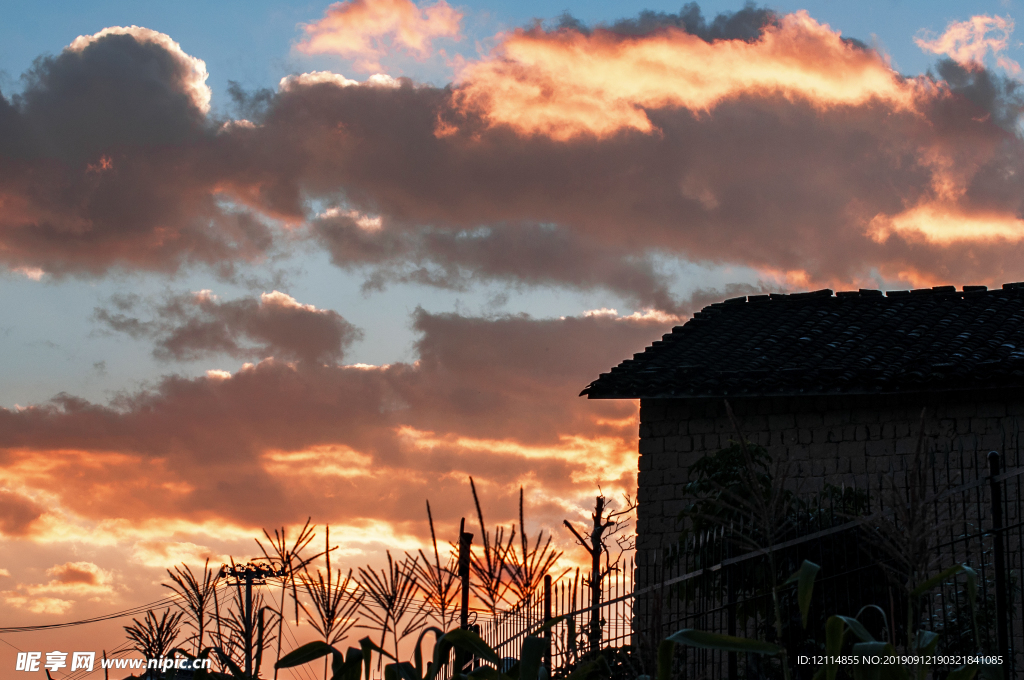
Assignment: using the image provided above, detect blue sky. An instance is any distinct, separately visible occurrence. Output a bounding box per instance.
[0,0,1018,410]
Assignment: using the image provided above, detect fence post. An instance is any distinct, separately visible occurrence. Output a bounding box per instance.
[544,574,552,672]
[459,519,473,630]
[726,535,736,680]
[987,451,1010,666]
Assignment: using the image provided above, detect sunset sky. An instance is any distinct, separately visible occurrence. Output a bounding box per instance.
[1,0,1023,671]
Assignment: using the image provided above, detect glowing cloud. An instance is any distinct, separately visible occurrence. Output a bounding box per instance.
[68,26,212,113]
[915,15,1020,73]
[298,0,462,71]
[869,203,1024,245]
[453,11,924,140]
[278,70,400,91]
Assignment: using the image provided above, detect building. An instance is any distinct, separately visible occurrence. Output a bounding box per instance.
[581,283,1024,602]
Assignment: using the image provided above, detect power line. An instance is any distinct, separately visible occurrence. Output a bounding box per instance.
[0,593,186,634]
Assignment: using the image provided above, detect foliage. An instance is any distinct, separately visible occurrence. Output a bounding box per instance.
[660,558,1001,680]
[301,526,364,648]
[469,477,516,615]
[413,500,462,631]
[164,559,220,655]
[256,517,325,679]
[277,626,570,680]
[508,487,568,604]
[359,551,429,659]
[671,436,883,650]
[124,608,184,670]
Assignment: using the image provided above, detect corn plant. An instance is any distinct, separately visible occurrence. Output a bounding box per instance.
[507,487,568,605]
[469,477,516,616]
[414,500,462,631]
[863,410,966,656]
[277,625,573,680]
[124,608,183,679]
[359,551,429,661]
[164,559,220,655]
[300,527,365,679]
[257,518,327,679]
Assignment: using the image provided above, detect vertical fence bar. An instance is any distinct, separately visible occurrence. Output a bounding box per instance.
[544,575,552,671]
[726,529,736,680]
[989,451,1011,668]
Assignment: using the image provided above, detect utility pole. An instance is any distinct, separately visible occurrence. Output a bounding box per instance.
[456,518,475,675]
[220,562,285,678]
[458,518,473,629]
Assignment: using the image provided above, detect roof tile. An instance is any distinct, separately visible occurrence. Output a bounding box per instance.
[581,284,1024,399]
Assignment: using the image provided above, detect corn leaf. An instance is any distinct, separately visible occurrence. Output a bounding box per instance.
[519,636,546,680]
[910,564,964,599]
[785,560,821,629]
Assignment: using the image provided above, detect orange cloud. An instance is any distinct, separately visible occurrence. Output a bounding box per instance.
[0,489,45,537]
[0,310,655,551]
[2,562,115,614]
[298,0,462,71]
[453,11,924,140]
[868,202,1024,245]
[915,15,1020,73]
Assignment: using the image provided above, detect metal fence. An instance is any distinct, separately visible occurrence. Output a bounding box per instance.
[479,447,1024,680]
[472,561,635,673]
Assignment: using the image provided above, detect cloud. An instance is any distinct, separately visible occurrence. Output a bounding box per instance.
[44,561,110,588]
[297,0,462,71]
[0,489,46,537]
[3,8,1024,302]
[2,594,73,615]
[94,290,362,364]
[916,15,1020,74]
[0,27,273,276]
[312,217,684,311]
[452,10,920,140]
[67,26,212,113]
[253,56,1022,297]
[0,310,662,539]
[2,561,115,615]
[130,540,226,568]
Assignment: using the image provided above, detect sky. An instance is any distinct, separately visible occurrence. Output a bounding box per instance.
[1,0,1024,674]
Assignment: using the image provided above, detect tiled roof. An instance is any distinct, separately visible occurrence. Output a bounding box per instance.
[581,284,1024,399]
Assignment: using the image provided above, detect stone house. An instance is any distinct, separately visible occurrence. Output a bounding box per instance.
[581,283,1024,594]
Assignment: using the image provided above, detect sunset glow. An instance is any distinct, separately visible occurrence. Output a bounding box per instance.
[453,12,926,139]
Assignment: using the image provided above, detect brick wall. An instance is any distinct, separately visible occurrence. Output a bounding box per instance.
[634,390,1024,581]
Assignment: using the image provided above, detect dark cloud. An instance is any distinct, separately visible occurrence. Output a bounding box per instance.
[47,563,100,585]
[0,29,273,276]
[2,16,1024,299]
[933,58,1024,132]
[13,31,207,161]
[606,2,779,42]
[0,310,662,531]
[254,70,1023,292]
[0,489,45,537]
[94,290,362,364]
[314,217,681,311]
